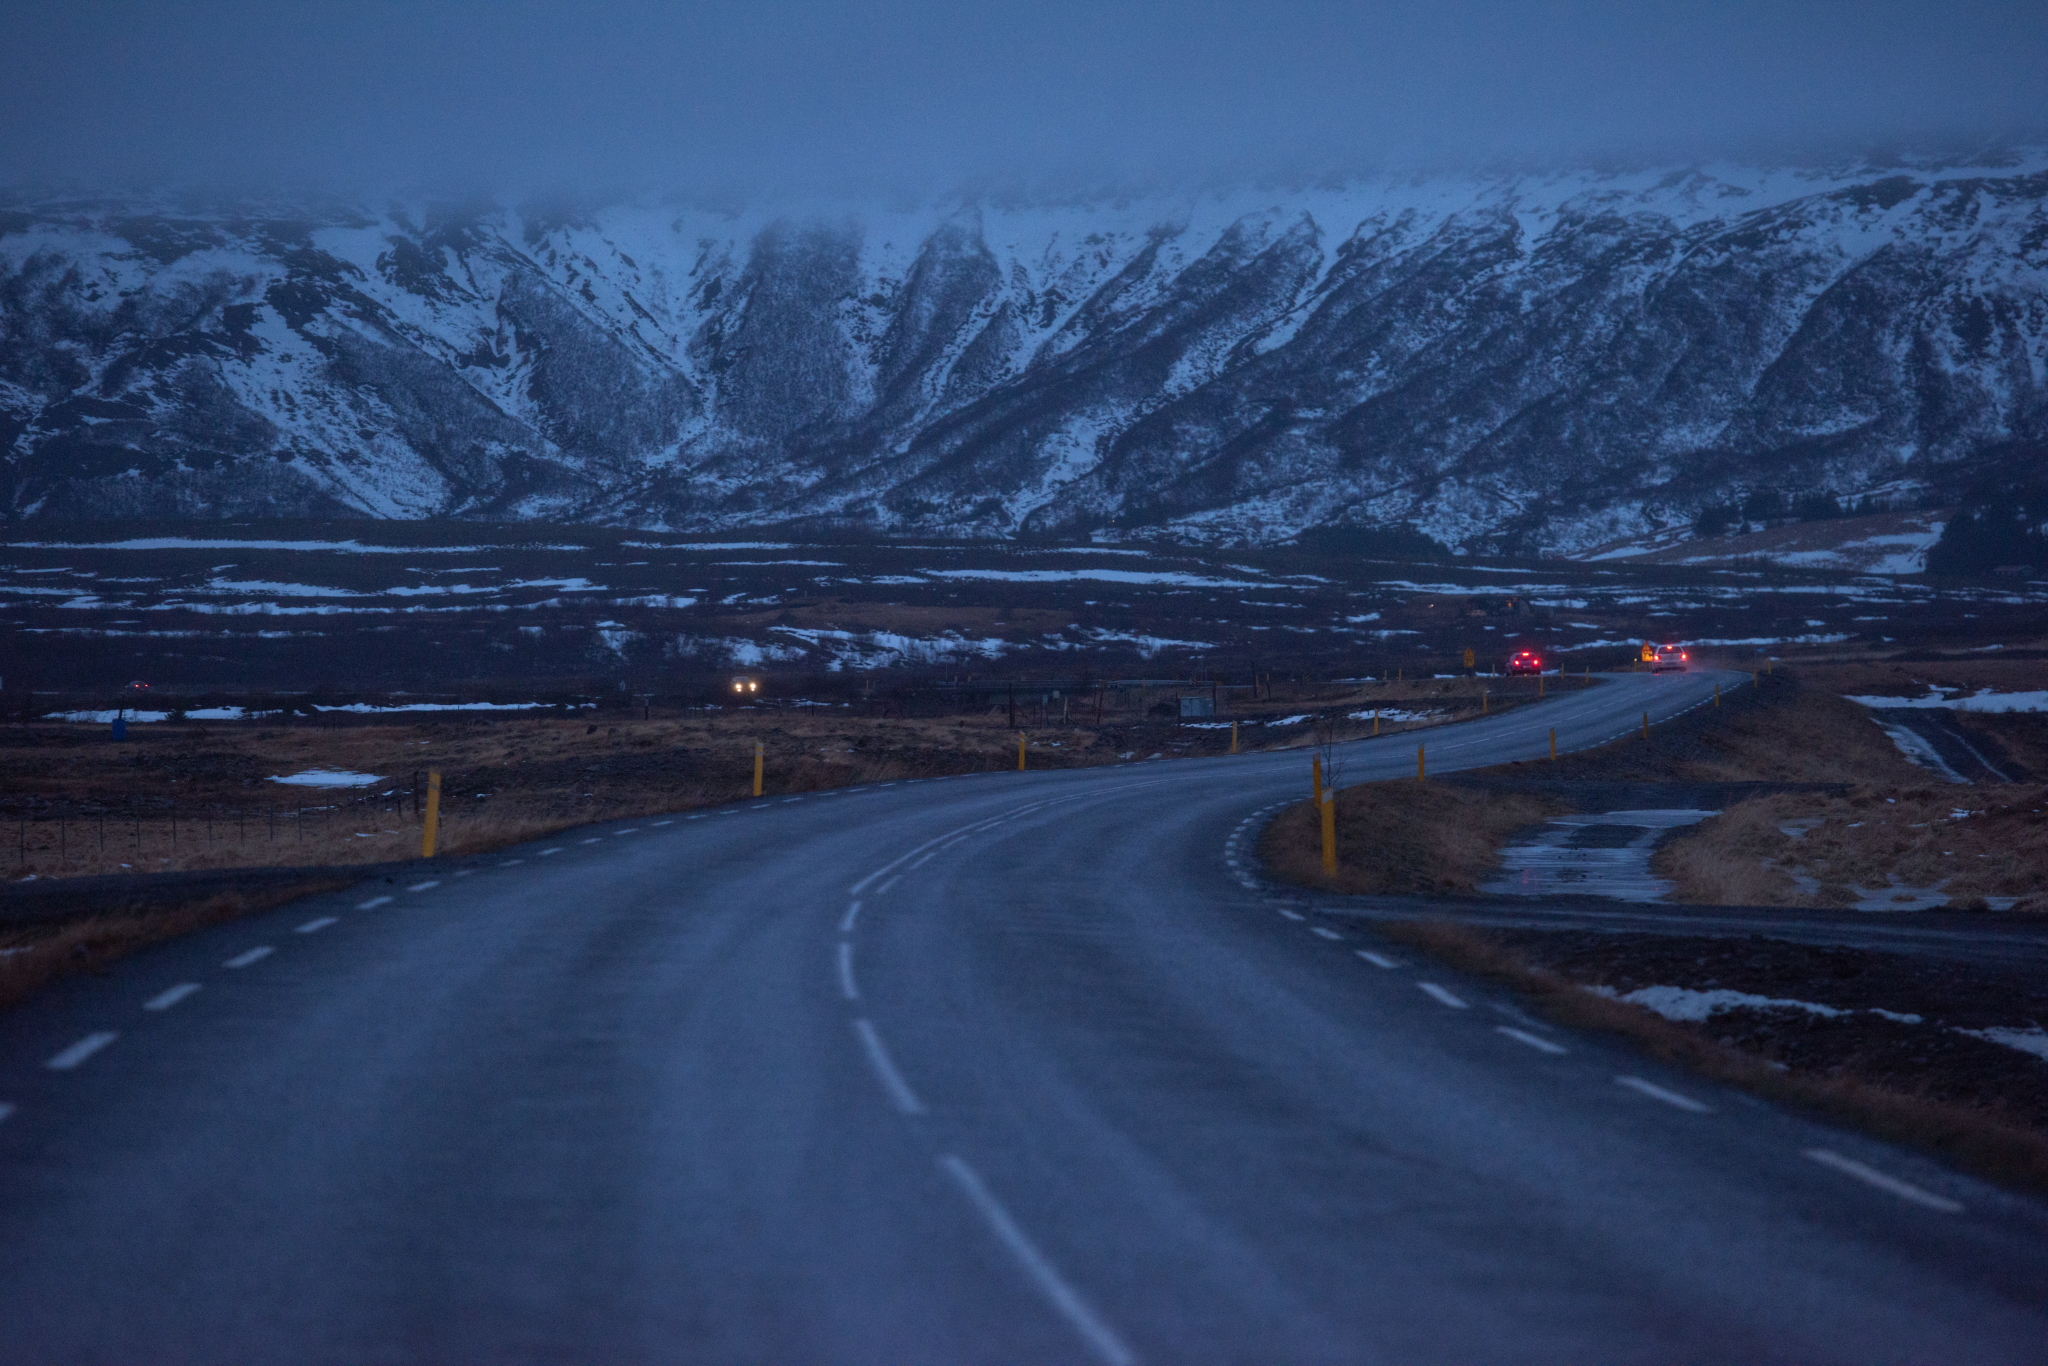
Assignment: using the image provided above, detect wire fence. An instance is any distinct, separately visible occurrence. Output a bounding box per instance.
[6,776,440,880]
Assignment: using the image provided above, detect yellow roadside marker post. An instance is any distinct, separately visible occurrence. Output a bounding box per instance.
[421,769,441,857]
[1539,673,1544,697]
[1550,727,1557,761]
[1642,711,1649,740]
[1320,793,1337,875]
[1017,732,1027,771]
[1714,683,1720,707]
[1231,721,1239,754]
[1482,687,1488,715]
[753,741,764,797]
[1373,710,1379,737]
[1417,744,1426,781]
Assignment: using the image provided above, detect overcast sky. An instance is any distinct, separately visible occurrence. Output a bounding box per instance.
[3,0,2044,196]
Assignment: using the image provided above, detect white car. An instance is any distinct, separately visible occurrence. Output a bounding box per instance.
[1650,645,1689,672]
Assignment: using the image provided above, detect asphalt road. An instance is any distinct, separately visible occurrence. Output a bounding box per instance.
[3,669,2046,1363]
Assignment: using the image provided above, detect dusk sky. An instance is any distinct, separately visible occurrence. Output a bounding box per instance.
[3,0,2045,195]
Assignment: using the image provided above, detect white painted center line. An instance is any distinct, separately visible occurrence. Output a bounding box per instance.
[1417,982,1469,1009]
[1804,1148,1963,1212]
[852,1019,924,1115]
[1277,909,1304,921]
[295,917,338,934]
[938,1155,1135,1366]
[499,859,524,867]
[144,983,202,1011]
[874,874,900,896]
[1496,1026,1568,1055]
[223,946,273,969]
[539,846,564,855]
[356,895,393,910]
[47,1032,118,1071]
[1354,950,1401,969]
[1615,1075,1712,1113]
[838,942,860,1001]
[407,880,441,892]
[1310,926,1343,941]
[839,899,863,934]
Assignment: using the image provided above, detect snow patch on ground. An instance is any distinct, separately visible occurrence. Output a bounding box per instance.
[1847,688,2048,713]
[1608,985,1850,1022]
[269,768,385,787]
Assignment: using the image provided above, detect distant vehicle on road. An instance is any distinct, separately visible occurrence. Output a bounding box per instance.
[1651,645,1689,672]
[1506,650,1543,675]
[729,675,761,696]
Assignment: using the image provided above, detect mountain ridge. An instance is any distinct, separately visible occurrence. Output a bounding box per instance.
[4,157,2045,554]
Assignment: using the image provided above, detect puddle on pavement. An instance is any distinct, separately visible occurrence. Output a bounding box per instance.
[1482,809,1718,901]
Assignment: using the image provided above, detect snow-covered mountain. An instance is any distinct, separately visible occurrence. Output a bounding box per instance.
[4,156,2046,554]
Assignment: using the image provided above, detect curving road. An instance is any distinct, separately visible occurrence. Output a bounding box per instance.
[3,670,2046,1362]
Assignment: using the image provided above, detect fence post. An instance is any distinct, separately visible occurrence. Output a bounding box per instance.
[421,770,442,857]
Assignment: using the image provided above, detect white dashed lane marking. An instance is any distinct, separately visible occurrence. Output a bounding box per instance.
[47,1033,118,1071]
[295,917,338,934]
[1804,1148,1963,1213]
[852,1019,924,1115]
[938,1154,1135,1366]
[144,984,202,1012]
[1355,950,1400,969]
[407,880,440,892]
[1417,982,1469,1009]
[356,895,392,910]
[1310,926,1343,941]
[838,942,859,1001]
[539,847,565,855]
[652,818,675,826]
[499,859,524,867]
[1277,909,1304,921]
[1616,1075,1712,1113]
[580,837,603,845]
[223,947,273,969]
[840,899,862,934]
[1496,1026,1567,1055]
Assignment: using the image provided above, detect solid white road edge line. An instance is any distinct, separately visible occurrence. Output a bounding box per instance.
[1616,1075,1712,1113]
[838,942,859,1001]
[144,983,202,1011]
[47,1032,118,1071]
[851,1019,924,1115]
[1496,1026,1568,1055]
[1354,950,1400,969]
[223,946,273,969]
[1418,982,1469,1009]
[295,917,338,934]
[937,1154,1136,1366]
[356,895,393,910]
[839,899,862,934]
[1804,1148,1964,1213]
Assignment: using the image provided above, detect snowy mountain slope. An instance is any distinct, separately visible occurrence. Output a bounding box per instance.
[3,156,2045,553]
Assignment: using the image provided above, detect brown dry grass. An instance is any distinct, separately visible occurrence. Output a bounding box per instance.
[2,681,1502,884]
[1653,784,2048,909]
[1262,780,1571,895]
[0,878,351,1012]
[1380,918,2048,1195]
